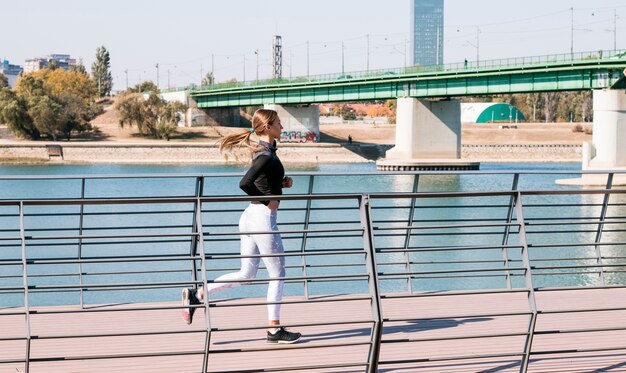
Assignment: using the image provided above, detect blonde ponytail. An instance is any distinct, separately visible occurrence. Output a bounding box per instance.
[218,109,279,155]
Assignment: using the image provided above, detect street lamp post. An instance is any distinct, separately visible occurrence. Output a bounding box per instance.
[571,7,574,59]
[254,50,259,81]
[341,41,345,75]
[366,34,370,71]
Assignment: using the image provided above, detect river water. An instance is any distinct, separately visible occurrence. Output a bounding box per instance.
[1,162,625,308]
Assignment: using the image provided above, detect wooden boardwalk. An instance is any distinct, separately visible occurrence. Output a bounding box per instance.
[3,288,626,372]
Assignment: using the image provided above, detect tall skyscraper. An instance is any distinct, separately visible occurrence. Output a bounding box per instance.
[411,0,444,66]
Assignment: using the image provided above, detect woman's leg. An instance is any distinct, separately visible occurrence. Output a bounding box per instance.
[182,208,259,324]
[255,210,301,343]
[251,210,285,322]
[199,234,260,299]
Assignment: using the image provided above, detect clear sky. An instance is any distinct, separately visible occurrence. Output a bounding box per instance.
[2,0,626,91]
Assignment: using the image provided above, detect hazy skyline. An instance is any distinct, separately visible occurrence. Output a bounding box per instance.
[2,0,626,90]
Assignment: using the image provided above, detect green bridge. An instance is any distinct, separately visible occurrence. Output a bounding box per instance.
[160,50,626,173]
[187,49,626,109]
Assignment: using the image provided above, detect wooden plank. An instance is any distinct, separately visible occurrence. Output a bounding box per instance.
[2,288,626,372]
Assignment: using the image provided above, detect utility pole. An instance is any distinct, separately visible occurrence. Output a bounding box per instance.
[273,35,283,79]
[476,27,480,67]
[341,40,345,75]
[200,64,203,83]
[404,37,407,69]
[570,7,574,59]
[306,40,310,79]
[211,54,215,84]
[155,63,159,89]
[614,9,618,52]
[124,69,128,90]
[366,34,370,71]
[243,55,246,82]
[254,50,259,81]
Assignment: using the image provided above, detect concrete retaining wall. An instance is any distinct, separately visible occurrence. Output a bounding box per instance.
[0,143,583,164]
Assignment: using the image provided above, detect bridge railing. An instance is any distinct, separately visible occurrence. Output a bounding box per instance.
[174,48,626,93]
[2,170,626,372]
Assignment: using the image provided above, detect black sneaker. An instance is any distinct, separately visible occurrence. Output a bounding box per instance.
[267,327,302,344]
[181,288,200,325]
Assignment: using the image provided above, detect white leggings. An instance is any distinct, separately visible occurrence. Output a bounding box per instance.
[203,203,285,320]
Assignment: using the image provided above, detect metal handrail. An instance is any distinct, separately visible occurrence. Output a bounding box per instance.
[2,171,626,372]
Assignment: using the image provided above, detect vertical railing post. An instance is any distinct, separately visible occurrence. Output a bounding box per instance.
[195,197,212,373]
[190,177,204,291]
[402,174,419,293]
[299,175,315,299]
[359,195,382,373]
[513,192,538,373]
[19,202,31,373]
[77,178,86,308]
[501,173,519,289]
[593,173,613,286]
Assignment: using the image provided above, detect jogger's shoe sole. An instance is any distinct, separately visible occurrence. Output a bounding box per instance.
[181,288,192,325]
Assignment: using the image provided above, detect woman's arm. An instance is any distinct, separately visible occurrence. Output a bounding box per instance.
[239,155,272,195]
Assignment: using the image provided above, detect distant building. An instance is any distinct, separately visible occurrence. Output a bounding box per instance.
[23,54,77,73]
[1,59,23,87]
[461,103,526,124]
[411,0,444,66]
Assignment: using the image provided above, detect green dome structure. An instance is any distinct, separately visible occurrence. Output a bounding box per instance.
[461,103,526,123]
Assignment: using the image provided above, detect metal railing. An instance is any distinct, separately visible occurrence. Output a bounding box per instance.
[169,48,626,93]
[1,170,626,372]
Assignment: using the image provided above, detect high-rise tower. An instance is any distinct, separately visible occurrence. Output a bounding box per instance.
[411,0,444,66]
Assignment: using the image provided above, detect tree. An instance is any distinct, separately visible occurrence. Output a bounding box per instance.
[542,92,559,122]
[115,92,187,139]
[127,81,158,93]
[70,59,88,76]
[0,73,8,89]
[201,72,214,86]
[91,46,113,97]
[524,93,542,122]
[28,95,66,141]
[0,87,40,139]
[1,69,101,140]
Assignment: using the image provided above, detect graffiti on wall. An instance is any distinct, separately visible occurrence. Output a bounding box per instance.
[280,131,319,143]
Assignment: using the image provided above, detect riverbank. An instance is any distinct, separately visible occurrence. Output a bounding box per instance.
[0,142,582,164]
[0,122,590,164]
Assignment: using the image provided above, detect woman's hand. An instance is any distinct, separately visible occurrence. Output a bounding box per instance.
[267,200,280,212]
[282,176,293,188]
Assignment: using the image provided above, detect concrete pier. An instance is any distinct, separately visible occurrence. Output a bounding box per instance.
[264,104,320,143]
[557,89,626,186]
[378,97,479,170]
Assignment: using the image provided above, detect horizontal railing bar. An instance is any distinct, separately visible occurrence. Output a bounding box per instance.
[383,330,529,343]
[377,244,523,253]
[384,310,533,322]
[377,351,524,366]
[208,340,371,354]
[382,288,530,299]
[374,222,520,231]
[205,249,365,260]
[530,241,626,248]
[530,345,626,356]
[196,361,368,373]
[535,325,626,335]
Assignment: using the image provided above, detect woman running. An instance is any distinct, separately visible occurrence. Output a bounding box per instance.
[181,108,301,344]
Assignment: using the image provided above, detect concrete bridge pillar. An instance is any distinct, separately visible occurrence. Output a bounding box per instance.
[264,104,320,143]
[386,97,461,159]
[583,89,626,169]
[379,98,477,170]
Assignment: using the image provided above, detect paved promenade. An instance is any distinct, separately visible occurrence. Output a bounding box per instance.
[3,287,626,372]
